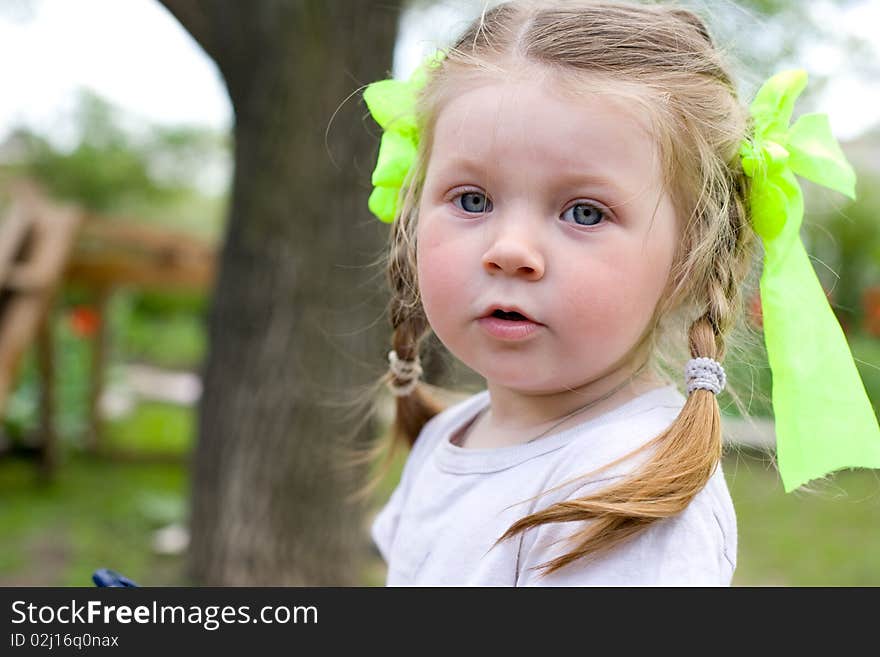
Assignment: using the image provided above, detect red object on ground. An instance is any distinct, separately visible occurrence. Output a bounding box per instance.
[68,305,101,338]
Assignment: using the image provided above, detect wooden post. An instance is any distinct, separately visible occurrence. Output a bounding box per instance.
[36,306,56,480]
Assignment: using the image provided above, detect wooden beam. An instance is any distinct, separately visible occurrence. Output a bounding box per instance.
[0,202,33,283]
[0,202,82,412]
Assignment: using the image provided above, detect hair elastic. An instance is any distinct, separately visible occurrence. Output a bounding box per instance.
[387,349,423,397]
[685,357,726,396]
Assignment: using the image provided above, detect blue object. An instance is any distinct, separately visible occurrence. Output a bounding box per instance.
[92,568,140,587]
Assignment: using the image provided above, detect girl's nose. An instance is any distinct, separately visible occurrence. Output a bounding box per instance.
[481,226,545,280]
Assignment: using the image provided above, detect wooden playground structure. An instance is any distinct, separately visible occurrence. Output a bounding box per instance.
[0,179,216,478]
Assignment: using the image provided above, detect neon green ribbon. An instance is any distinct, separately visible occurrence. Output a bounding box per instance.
[741,69,880,492]
[363,50,445,223]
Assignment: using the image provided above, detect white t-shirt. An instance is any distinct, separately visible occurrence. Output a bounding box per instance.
[370,384,737,586]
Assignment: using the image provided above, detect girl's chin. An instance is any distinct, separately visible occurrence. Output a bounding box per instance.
[479,369,557,392]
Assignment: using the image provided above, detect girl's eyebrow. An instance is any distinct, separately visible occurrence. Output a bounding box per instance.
[433,156,489,178]
[550,170,626,196]
[435,156,628,196]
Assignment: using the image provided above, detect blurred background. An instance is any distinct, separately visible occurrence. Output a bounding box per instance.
[0,0,877,587]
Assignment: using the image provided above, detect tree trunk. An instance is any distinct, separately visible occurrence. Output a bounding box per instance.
[159,0,402,585]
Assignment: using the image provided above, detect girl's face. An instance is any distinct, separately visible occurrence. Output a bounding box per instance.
[417,75,679,394]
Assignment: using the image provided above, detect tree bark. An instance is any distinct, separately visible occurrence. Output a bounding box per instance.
[159,0,402,585]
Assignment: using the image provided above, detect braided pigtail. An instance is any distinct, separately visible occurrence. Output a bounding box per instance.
[344,160,447,504]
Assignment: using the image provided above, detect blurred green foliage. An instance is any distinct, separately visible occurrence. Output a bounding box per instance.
[721,335,775,419]
[3,315,92,446]
[115,291,208,370]
[806,172,880,332]
[850,333,880,418]
[23,95,174,212]
[5,88,229,240]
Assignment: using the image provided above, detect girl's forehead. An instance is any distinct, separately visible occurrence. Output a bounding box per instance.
[428,74,660,185]
[434,70,654,140]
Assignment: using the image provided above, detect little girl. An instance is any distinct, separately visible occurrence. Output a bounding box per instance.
[358,0,873,586]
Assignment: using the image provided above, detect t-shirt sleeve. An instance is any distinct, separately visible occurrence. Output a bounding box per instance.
[517,479,734,587]
[370,473,405,564]
[369,412,446,565]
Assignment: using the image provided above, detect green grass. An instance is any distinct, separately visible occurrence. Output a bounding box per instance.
[103,401,195,456]
[0,453,189,586]
[726,448,880,586]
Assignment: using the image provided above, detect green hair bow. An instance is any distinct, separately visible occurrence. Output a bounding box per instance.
[363,49,446,224]
[741,69,880,492]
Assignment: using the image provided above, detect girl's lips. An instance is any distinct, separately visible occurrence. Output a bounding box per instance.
[477,316,543,340]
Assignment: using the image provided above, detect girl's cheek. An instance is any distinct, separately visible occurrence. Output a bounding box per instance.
[562,273,620,327]
[562,260,656,329]
[418,240,460,303]
[417,222,451,300]
[417,219,476,331]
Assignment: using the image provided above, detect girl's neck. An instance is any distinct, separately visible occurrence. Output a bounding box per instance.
[480,365,666,444]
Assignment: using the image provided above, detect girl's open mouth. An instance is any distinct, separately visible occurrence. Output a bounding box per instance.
[492,310,528,321]
[478,310,543,340]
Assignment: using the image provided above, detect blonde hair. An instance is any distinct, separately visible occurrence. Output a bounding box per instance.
[346,0,766,579]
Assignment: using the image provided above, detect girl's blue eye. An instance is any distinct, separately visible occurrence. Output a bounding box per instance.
[454,191,492,214]
[562,202,607,227]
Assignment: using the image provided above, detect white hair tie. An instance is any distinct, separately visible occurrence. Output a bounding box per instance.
[685,357,726,395]
[387,349,423,397]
